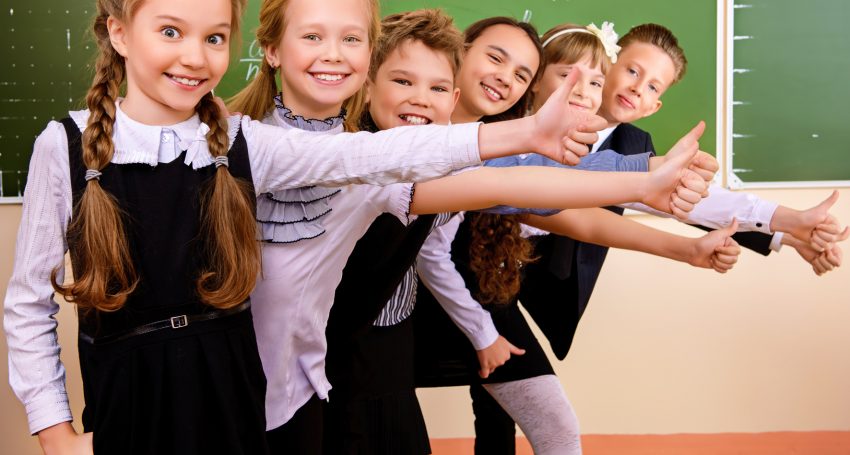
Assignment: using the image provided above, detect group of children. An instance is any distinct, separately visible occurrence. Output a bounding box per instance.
[4,0,847,454]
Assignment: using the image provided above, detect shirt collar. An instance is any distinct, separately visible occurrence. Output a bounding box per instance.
[69,99,237,169]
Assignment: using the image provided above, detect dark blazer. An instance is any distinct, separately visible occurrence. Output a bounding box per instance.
[519,123,775,360]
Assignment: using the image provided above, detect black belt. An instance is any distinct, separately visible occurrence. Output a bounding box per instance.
[80,301,251,345]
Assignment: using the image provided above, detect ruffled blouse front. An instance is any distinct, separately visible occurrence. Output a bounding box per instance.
[256,95,346,243]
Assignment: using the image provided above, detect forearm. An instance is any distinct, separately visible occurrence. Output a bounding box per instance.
[523,209,695,264]
[410,166,647,215]
[477,116,537,160]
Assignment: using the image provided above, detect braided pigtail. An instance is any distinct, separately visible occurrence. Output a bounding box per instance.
[52,11,138,311]
[468,213,537,306]
[195,93,261,309]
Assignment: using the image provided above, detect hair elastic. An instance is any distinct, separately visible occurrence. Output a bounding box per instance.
[84,169,102,181]
[214,155,229,168]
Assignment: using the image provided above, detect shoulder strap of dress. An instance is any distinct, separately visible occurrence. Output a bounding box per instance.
[59,117,88,200]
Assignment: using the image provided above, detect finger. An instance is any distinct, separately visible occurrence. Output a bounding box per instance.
[510,346,527,355]
[670,202,690,220]
[676,182,704,205]
[714,252,739,266]
[569,129,599,147]
[811,233,832,252]
[825,246,842,268]
[575,113,607,134]
[479,367,489,379]
[836,225,850,242]
[692,150,720,174]
[671,193,696,213]
[814,253,835,272]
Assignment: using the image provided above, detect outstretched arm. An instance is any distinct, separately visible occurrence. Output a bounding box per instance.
[523,209,741,273]
[410,127,707,218]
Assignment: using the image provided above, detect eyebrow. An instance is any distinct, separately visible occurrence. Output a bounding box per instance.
[387,69,453,86]
[487,45,534,79]
[155,15,231,29]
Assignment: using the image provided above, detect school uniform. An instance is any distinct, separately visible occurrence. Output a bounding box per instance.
[468,122,783,454]
[4,101,484,454]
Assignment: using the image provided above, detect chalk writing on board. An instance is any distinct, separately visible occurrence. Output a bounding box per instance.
[239,40,264,81]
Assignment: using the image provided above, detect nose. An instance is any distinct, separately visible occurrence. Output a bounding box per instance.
[408,86,431,108]
[321,40,343,64]
[572,77,588,99]
[493,68,512,89]
[628,79,643,97]
[179,39,206,69]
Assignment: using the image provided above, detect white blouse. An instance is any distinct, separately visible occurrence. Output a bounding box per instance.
[3,103,481,434]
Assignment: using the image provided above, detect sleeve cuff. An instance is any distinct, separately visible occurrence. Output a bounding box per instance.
[469,320,500,351]
[751,199,779,234]
[451,122,483,168]
[769,232,784,252]
[25,393,73,435]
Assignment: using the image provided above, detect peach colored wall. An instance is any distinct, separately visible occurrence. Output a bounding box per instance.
[419,188,850,438]
[2,190,849,453]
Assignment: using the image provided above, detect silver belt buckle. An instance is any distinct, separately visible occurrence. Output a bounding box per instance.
[170,315,189,329]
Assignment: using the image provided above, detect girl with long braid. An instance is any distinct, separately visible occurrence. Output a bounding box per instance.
[3,0,682,452]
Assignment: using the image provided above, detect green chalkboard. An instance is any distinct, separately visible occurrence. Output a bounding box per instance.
[729,0,850,187]
[0,0,716,200]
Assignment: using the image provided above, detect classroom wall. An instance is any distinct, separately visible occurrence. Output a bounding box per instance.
[2,190,849,453]
[418,188,850,438]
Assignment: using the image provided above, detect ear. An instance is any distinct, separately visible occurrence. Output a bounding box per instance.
[451,87,461,111]
[643,99,663,118]
[106,15,129,58]
[263,44,280,69]
[530,79,541,95]
[364,78,373,104]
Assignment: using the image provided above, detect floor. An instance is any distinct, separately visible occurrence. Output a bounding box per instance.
[430,431,850,454]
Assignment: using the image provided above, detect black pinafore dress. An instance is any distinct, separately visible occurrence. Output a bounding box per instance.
[61,118,269,455]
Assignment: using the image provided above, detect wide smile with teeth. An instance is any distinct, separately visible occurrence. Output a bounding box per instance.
[312,73,346,82]
[481,84,503,101]
[165,73,203,87]
[399,114,431,125]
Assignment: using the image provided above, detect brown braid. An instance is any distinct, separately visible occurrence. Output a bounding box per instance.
[468,213,537,306]
[52,8,138,312]
[195,93,261,309]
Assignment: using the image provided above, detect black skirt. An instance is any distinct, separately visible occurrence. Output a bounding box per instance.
[413,284,554,388]
[324,317,431,455]
[78,309,269,455]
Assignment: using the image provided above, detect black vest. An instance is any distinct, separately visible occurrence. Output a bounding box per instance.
[61,117,255,337]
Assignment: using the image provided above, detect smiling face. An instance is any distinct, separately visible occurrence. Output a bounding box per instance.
[367,39,459,129]
[453,24,540,123]
[108,0,232,124]
[531,53,605,115]
[598,42,676,125]
[264,0,371,119]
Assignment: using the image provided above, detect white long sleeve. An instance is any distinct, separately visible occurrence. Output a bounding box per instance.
[416,212,499,351]
[621,184,778,234]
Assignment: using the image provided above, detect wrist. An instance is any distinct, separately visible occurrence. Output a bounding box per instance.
[37,422,76,450]
[648,155,665,172]
[769,205,799,235]
[478,117,535,160]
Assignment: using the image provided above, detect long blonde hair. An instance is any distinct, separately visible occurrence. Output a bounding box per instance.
[53,0,259,312]
[227,0,380,131]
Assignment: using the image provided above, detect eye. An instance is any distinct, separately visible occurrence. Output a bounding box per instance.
[591,80,604,88]
[515,73,528,84]
[303,34,320,41]
[392,78,411,86]
[343,35,362,44]
[207,34,226,45]
[648,84,658,93]
[161,26,181,39]
[488,53,502,64]
[628,67,638,77]
[432,85,449,93]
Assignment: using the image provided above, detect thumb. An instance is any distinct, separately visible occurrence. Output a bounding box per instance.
[578,113,607,134]
[668,121,705,158]
[552,68,581,104]
[720,218,739,237]
[815,190,840,213]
